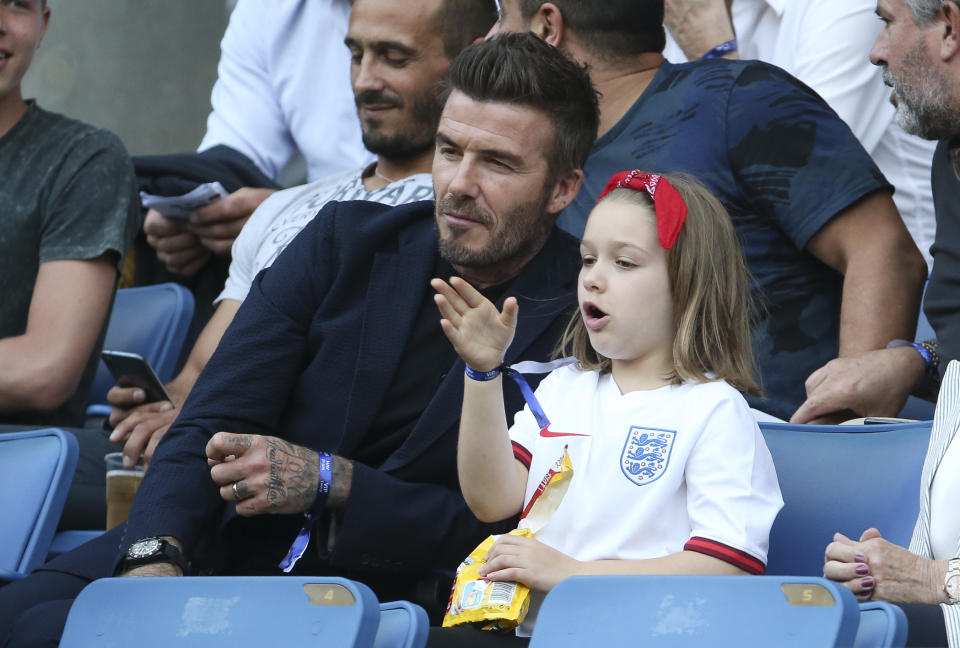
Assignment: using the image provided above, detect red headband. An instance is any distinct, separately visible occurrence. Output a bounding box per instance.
[596,170,688,249]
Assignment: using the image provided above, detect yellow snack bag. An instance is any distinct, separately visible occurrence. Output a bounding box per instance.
[441,529,533,628]
[442,448,574,629]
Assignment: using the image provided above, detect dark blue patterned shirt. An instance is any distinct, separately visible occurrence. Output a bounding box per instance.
[560,59,892,419]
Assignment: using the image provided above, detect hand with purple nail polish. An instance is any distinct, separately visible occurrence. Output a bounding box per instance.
[824,527,946,605]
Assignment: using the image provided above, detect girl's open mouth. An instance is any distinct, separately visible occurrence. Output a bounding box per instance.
[582,302,610,330]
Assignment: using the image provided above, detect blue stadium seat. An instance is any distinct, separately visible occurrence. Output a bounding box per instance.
[855,601,908,648]
[86,282,194,415]
[760,421,931,576]
[0,428,78,580]
[374,600,428,648]
[60,576,381,647]
[528,575,860,647]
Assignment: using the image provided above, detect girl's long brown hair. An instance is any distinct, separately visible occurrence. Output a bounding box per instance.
[557,173,761,396]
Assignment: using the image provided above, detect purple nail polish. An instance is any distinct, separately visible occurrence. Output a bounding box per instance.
[861,577,875,589]
[855,554,866,563]
[855,564,870,575]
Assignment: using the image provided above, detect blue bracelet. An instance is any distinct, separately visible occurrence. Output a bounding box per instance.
[911,342,934,368]
[886,339,933,369]
[279,451,332,573]
[700,39,737,60]
[465,365,503,381]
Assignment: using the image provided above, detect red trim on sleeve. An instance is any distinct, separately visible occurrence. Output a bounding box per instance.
[684,536,765,575]
[512,441,532,470]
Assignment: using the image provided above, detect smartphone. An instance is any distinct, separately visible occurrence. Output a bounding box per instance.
[101,350,172,403]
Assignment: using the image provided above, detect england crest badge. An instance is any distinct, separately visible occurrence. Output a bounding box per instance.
[620,426,676,486]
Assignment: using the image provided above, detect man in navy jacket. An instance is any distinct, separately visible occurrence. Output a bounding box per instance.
[0,33,599,643]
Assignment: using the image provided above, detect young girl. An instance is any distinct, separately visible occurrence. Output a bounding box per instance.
[430,170,783,644]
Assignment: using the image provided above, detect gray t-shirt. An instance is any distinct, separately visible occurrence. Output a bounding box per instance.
[0,102,140,426]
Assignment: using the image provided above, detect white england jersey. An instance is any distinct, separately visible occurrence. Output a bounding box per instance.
[507,365,783,636]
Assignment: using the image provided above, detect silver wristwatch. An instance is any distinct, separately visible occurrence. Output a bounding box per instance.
[945,558,960,605]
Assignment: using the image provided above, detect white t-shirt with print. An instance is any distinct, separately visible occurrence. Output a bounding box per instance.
[217,167,433,304]
[507,365,783,636]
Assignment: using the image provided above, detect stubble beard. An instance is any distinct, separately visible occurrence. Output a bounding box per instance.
[884,41,960,140]
[358,87,442,160]
[435,186,555,269]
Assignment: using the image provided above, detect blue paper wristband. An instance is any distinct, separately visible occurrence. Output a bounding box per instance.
[465,365,502,381]
[310,451,333,515]
[279,451,332,573]
[699,39,737,60]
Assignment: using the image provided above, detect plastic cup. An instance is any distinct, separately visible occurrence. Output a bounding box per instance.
[105,452,145,529]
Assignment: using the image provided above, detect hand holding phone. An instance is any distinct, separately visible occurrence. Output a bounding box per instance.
[101,350,172,404]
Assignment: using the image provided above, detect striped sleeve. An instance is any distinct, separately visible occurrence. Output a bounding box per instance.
[910,361,960,648]
[512,441,532,470]
[684,536,766,575]
[944,605,960,648]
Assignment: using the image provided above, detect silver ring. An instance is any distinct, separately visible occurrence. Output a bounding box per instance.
[232,481,250,501]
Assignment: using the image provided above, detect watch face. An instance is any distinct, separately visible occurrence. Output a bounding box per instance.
[946,560,960,602]
[129,538,161,559]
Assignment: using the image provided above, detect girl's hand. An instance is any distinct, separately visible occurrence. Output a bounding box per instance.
[431,276,518,372]
[479,534,581,592]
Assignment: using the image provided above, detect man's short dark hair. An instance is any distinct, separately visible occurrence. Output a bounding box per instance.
[439,32,599,176]
[432,0,499,61]
[518,0,666,60]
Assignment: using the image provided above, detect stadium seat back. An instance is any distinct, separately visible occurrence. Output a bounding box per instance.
[0,428,78,580]
[529,575,859,647]
[375,600,429,648]
[87,282,194,411]
[760,421,931,576]
[855,601,908,648]
[60,576,380,647]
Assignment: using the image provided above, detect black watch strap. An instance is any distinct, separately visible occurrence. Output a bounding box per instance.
[122,537,189,574]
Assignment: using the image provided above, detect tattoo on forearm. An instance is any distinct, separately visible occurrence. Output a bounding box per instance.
[263,438,319,513]
[326,455,353,510]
